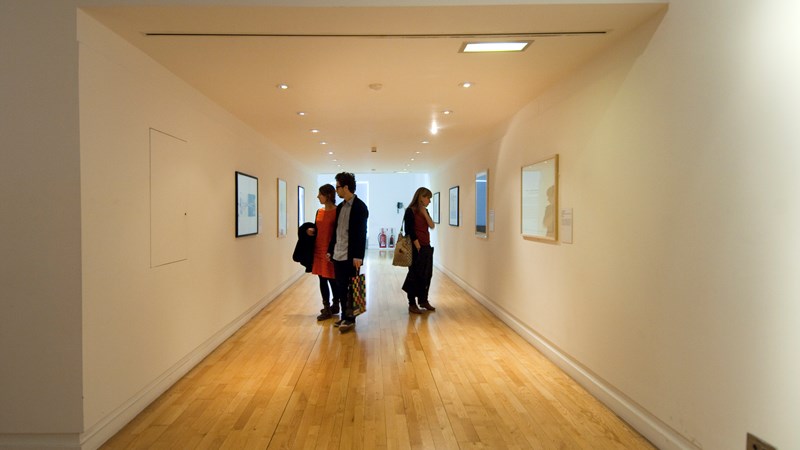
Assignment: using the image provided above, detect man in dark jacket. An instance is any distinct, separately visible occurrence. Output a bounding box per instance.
[327,172,369,333]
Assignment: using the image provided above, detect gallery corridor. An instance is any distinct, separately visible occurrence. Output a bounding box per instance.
[101,250,653,449]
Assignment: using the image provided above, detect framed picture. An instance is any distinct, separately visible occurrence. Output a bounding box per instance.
[449,186,460,226]
[235,171,258,237]
[298,185,305,226]
[431,191,440,224]
[521,154,558,241]
[277,178,287,238]
[475,170,488,238]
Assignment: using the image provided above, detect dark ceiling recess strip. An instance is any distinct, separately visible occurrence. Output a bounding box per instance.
[143,31,608,39]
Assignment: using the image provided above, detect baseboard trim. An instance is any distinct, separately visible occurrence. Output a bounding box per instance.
[435,262,698,450]
[78,270,304,450]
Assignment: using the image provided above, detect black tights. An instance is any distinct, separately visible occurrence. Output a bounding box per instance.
[318,276,339,309]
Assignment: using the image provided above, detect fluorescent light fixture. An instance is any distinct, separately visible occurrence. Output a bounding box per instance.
[460,41,531,53]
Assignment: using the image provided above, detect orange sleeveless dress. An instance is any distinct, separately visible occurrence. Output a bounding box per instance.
[312,208,336,279]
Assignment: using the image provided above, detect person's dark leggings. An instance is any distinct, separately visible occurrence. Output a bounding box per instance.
[318,276,339,310]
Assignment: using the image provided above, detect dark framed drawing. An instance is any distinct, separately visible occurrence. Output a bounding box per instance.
[431,191,440,224]
[449,186,460,226]
[235,171,258,237]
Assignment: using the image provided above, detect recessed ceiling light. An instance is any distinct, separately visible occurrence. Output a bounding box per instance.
[328,151,334,155]
[415,151,421,154]
[297,111,306,116]
[411,158,415,161]
[310,129,320,133]
[421,140,429,144]
[442,110,453,115]
[460,41,531,53]
[277,83,289,90]
[320,141,328,145]
[459,82,473,88]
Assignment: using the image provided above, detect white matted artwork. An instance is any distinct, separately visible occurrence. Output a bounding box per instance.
[298,185,305,226]
[475,170,488,238]
[236,171,258,237]
[521,155,558,241]
[277,178,287,238]
[449,186,459,226]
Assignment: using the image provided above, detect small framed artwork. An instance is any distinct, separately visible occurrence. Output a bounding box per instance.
[298,185,305,226]
[431,191,440,224]
[449,186,460,226]
[475,170,488,238]
[235,171,258,237]
[277,178,287,238]
[521,154,558,242]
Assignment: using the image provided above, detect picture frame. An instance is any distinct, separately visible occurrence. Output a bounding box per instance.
[235,171,258,237]
[277,178,287,238]
[297,185,305,226]
[449,186,460,226]
[521,154,558,241]
[475,170,488,238]
[431,191,440,224]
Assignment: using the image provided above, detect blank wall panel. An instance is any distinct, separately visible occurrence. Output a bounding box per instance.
[150,128,188,267]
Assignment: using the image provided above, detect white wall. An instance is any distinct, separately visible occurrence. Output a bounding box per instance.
[0,1,84,436]
[76,10,317,448]
[433,1,800,449]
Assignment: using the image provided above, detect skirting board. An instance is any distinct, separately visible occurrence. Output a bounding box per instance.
[435,262,698,450]
[68,270,302,450]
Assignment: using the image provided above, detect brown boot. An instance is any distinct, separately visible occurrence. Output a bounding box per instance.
[408,305,424,314]
[419,302,436,311]
[317,308,332,321]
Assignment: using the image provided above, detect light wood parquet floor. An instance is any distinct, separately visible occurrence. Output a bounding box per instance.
[101,249,654,449]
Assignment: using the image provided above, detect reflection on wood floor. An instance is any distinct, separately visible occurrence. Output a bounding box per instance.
[102,249,653,449]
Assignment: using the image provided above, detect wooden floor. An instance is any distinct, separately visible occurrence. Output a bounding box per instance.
[102,250,654,449]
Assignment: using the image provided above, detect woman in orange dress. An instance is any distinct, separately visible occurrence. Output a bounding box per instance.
[311,184,340,320]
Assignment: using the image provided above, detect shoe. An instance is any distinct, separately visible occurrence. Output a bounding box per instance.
[339,321,355,333]
[419,302,436,312]
[330,303,340,315]
[408,305,424,314]
[333,319,344,327]
[317,310,332,321]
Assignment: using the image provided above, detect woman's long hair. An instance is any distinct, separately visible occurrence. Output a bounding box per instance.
[319,184,336,205]
[408,187,432,209]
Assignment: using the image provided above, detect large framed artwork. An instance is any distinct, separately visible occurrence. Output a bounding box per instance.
[521,154,558,241]
[475,170,488,238]
[277,178,287,238]
[235,171,258,237]
[298,185,305,226]
[449,186,460,226]
[431,191,440,224]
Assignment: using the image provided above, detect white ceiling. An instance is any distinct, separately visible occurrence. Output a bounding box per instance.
[84,4,665,174]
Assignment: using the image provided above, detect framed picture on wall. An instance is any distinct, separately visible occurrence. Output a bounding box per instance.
[235,171,258,237]
[521,154,558,242]
[298,185,305,226]
[277,178,287,238]
[475,170,488,238]
[449,186,460,226]
[431,191,440,224]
